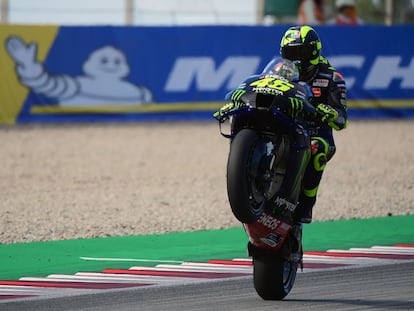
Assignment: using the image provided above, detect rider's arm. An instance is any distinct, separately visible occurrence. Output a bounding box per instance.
[326,71,348,130]
[314,71,348,130]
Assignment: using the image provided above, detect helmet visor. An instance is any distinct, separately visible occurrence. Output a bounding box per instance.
[281,44,316,62]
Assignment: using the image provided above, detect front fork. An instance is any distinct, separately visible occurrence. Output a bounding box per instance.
[264,135,289,199]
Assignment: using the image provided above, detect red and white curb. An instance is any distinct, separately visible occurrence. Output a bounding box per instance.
[1,244,413,302]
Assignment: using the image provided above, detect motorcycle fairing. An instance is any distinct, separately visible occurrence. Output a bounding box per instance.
[244,212,292,251]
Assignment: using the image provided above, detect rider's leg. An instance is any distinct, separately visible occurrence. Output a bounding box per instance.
[294,136,336,223]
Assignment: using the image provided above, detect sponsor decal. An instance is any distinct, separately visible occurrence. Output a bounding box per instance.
[260,233,283,247]
[312,87,321,97]
[251,87,283,95]
[274,196,296,212]
[333,72,344,82]
[257,213,281,230]
[313,79,329,87]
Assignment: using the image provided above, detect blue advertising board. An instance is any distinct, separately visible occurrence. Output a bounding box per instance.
[1,25,413,124]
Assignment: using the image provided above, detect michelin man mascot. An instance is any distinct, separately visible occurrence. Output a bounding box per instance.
[6,36,153,106]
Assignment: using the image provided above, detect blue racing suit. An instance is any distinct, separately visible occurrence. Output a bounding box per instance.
[295,56,348,222]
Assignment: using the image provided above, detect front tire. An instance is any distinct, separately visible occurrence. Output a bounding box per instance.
[226,129,269,223]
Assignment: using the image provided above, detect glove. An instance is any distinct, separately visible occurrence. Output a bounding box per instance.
[315,104,338,125]
[213,102,234,121]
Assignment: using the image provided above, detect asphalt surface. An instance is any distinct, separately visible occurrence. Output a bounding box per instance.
[3,262,414,311]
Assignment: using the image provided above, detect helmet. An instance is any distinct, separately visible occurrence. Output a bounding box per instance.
[280,25,322,80]
[262,58,300,82]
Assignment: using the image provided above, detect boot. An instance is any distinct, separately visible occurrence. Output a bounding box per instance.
[294,195,315,224]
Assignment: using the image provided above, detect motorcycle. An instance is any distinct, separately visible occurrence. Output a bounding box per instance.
[213,59,316,300]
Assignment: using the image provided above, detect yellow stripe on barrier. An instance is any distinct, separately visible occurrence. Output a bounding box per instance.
[31,102,225,114]
[348,100,414,108]
[29,100,414,115]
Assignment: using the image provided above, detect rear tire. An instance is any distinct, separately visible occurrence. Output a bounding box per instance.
[226,129,269,223]
[253,254,298,300]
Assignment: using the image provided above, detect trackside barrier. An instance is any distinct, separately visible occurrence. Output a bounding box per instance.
[1,25,413,124]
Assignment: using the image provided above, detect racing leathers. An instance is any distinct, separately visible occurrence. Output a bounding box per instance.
[294,56,348,223]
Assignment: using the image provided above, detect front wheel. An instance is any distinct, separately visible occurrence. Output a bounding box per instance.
[226,129,270,223]
[253,255,298,300]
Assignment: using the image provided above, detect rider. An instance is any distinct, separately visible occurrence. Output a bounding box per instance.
[278,25,348,223]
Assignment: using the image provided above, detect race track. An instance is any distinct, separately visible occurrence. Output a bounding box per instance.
[3,262,414,311]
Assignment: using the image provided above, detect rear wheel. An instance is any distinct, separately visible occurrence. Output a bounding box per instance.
[253,254,298,300]
[226,129,271,223]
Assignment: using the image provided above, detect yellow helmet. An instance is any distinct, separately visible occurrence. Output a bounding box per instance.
[280,25,322,78]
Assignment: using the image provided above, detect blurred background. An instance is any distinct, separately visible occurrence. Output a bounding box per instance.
[1,0,413,26]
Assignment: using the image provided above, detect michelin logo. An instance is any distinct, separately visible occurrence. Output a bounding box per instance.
[325,55,414,89]
[165,56,260,91]
[6,36,153,106]
[165,56,414,92]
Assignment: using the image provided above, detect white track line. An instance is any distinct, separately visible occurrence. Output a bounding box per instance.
[232,258,252,262]
[158,263,252,272]
[0,285,88,295]
[128,265,250,274]
[75,272,202,283]
[303,255,385,264]
[20,275,196,285]
[18,276,130,284]
[351,247,414,254]
[80,257,184,263]
[327,249,414,256]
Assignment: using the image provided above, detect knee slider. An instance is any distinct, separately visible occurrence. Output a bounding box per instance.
[311,137,329,172]
[313,153,327,171]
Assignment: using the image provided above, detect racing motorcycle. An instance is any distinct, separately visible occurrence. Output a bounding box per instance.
[213,59,316,300]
